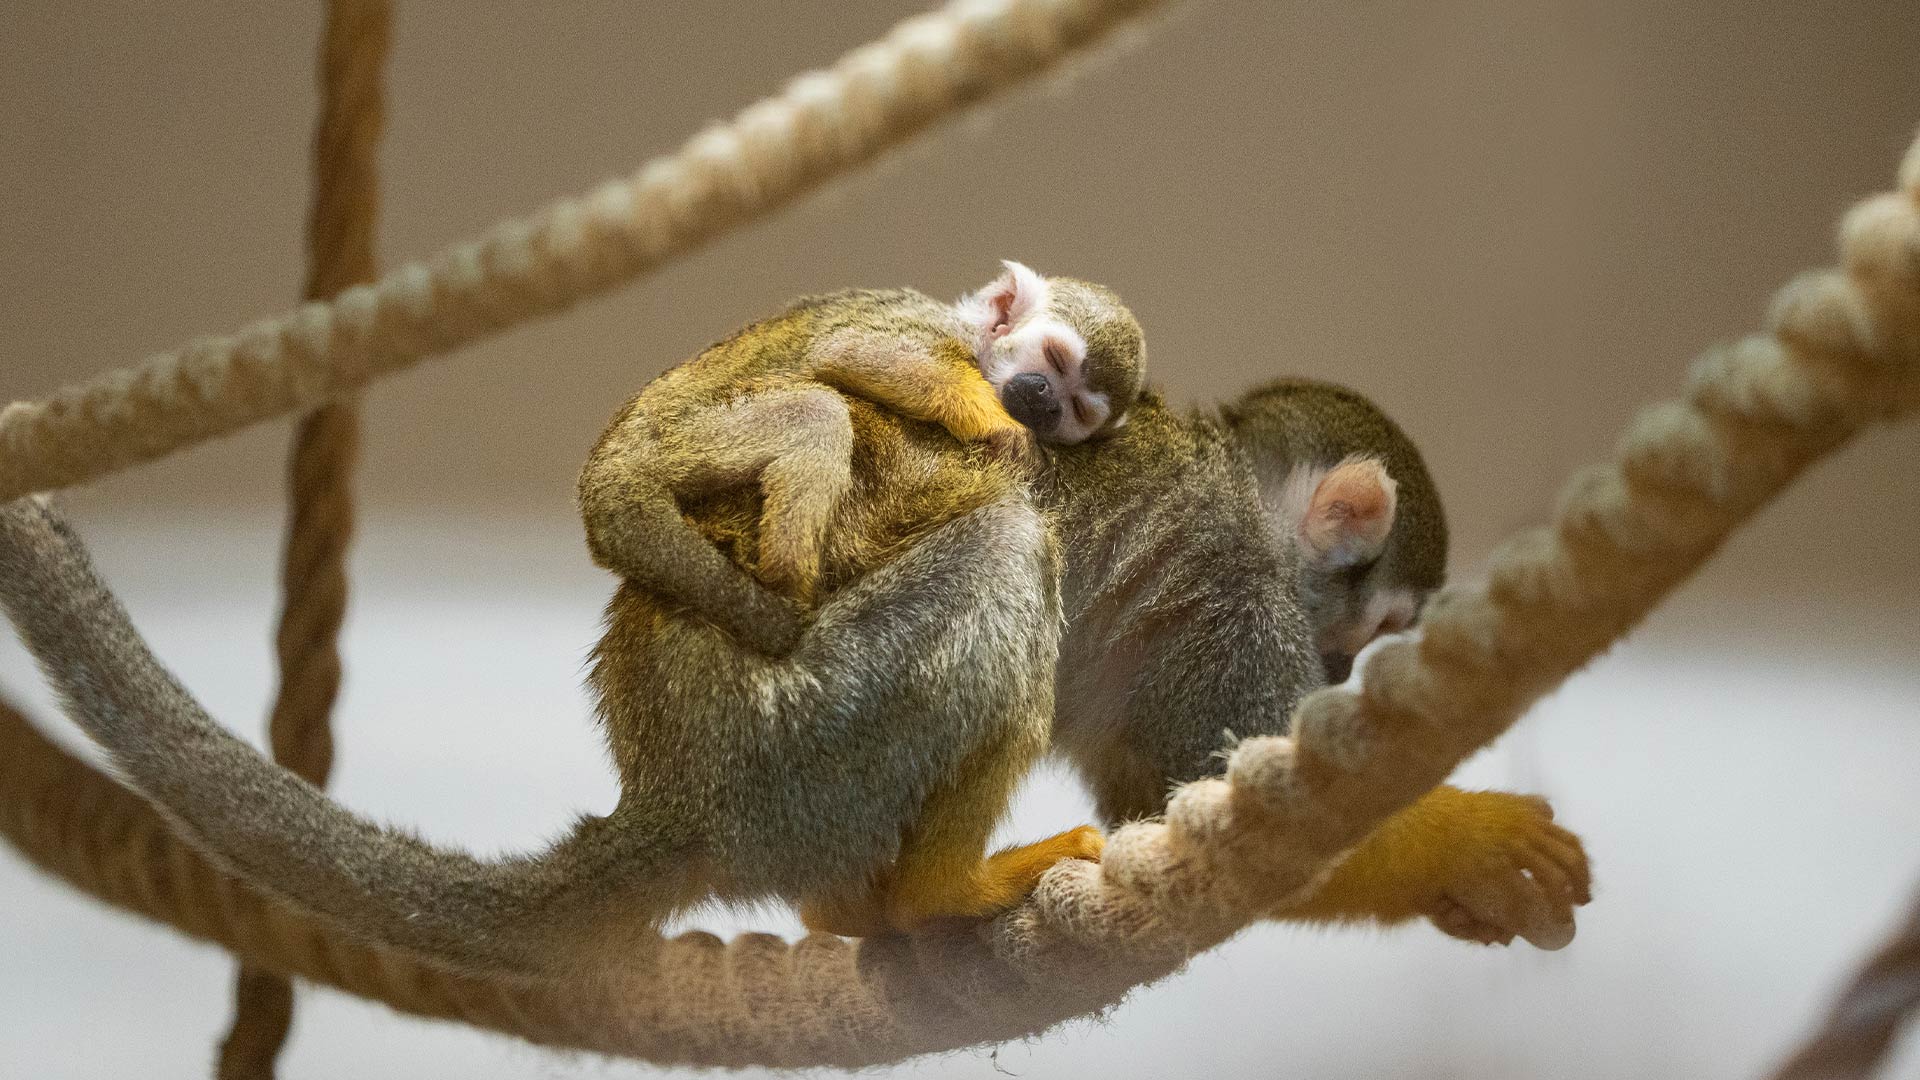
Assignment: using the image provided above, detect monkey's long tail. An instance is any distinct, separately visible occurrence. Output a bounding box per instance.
[0,495,686,978]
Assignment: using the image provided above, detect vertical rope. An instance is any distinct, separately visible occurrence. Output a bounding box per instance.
[215,2,390,1076]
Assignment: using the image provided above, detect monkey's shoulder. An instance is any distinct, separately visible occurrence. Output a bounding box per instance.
[661,288,958,393]
[1045,391,1283,574]
[1049,391,1229,491]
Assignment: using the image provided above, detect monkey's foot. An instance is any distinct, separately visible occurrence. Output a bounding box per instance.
[979,824,1107,899]
[884,825,1105,931]
[1419,794,1591,950]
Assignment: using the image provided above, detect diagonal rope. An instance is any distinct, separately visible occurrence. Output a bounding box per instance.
[215,2,390,1077]
[0,0,1169,502]
[0,131,1914,1070]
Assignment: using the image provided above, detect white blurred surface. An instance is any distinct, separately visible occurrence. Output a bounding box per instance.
[2,513,1916,1080]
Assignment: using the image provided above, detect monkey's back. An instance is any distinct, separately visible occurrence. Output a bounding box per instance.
[588,303,1050,902]
[1040,393,1324,820]
[629,287,975,416]
[615,286,1012,594]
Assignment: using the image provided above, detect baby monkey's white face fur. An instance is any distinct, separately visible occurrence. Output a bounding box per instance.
[954,261,1145,445]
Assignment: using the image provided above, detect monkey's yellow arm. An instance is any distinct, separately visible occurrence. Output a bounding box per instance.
[813,332,1030,447]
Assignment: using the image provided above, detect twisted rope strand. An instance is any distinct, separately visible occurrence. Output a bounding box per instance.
[0,133,1914,1069]
[0,0,1166,502]
[217,2,391,1076]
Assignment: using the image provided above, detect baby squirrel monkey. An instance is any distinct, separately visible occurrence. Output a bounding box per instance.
[578,261,1144,656]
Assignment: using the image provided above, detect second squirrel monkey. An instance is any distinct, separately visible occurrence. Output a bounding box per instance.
[1047,381,1588,944]
[579,261,1145,656]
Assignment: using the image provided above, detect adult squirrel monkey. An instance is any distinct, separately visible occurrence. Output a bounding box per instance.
[0,350,1588,974]
[578,261,1145,656]
[1046,379,1588,942]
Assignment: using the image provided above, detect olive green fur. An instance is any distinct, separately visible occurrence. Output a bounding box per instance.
[1040,277,1146,414]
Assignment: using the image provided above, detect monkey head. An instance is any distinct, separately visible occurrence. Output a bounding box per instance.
[955,261,1145,444]
[1224,380,1449,685]
[1278,456,1423,682]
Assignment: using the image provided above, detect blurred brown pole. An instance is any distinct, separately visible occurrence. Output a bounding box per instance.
[1768,885,1920,1080]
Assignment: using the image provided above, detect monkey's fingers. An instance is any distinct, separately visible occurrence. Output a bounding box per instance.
[1427,896,1515,947]
[981,425,1041,474]
[1527,823,1593,906]
[977,824,1106,889]
[885,825,1105,931]
[1419,793,1591,950]
[1432,857,1570,951]
[1515,845,1580,906]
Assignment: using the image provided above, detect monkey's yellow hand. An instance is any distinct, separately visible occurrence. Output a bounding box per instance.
[1414,792,1591,949]
[1275,786,1590,950]
[981,423,1041,473]
[800,825,1105,938]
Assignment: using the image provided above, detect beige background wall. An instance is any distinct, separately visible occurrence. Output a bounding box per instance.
[3,3,1919,1078]
[4,0,1918,605]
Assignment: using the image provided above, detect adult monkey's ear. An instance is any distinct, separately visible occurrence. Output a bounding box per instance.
[1293,456,1398,570]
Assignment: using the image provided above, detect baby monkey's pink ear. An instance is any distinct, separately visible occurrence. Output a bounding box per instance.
[980,260,1048,337]
[1297,457,1398,569]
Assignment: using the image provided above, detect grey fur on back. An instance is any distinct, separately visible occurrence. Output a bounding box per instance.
[1039,391,1325,823]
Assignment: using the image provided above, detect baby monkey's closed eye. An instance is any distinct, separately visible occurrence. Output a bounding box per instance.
[956,261,1145,446]
[1044,340,1070,375]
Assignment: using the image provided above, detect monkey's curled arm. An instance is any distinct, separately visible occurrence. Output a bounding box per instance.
[1062,563,1589,949]
[580,389,861,654]
[810,327,1030,454]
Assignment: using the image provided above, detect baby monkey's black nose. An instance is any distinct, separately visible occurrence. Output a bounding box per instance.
[1001,372,1061,434]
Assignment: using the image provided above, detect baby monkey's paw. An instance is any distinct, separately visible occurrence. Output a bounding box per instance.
[1421,793,1591,950]
[981,424,1042,474]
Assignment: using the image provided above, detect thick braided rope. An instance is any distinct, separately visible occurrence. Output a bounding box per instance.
[1769,886,1920,1080]
[217,2,391,1076]
[0,0,1165,501]
[1,135,1915,1069]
